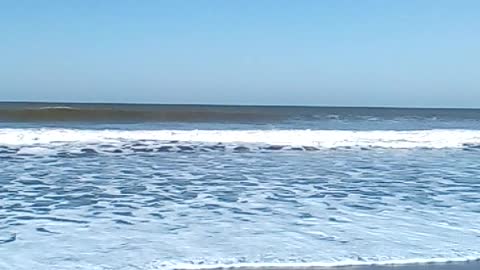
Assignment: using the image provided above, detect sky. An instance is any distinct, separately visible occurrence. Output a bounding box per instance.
[1,0,479,108]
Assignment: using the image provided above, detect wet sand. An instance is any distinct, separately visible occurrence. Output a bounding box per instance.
[178,261,480,270]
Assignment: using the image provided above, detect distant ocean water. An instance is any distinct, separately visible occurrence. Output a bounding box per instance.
[1,103,480,270]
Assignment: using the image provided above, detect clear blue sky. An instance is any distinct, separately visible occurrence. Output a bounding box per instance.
[1,0,479,107]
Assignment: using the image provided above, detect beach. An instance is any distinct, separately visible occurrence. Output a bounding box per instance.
[179,261,480,270]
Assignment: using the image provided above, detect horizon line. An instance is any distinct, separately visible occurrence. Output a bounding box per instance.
[0,100,479,110]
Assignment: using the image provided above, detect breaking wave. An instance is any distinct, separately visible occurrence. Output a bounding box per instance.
[1,128,480,149]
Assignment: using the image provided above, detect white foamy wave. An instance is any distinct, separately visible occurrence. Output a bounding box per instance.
[151,256,480,270]
[1,128,480,149]
[16,146,57,155]
[36,106,75,110]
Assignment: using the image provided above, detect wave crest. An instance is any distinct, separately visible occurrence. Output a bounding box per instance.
[1,129,480,149]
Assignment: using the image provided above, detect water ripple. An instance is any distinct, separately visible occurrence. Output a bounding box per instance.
[1,147,480,269]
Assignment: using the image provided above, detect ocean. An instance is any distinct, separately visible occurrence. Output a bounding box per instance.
[0,103,479,270]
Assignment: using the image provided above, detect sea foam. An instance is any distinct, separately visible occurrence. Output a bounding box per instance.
[1,128,480,149]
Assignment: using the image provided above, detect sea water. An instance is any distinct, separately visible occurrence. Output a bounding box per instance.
[0,104,479,270]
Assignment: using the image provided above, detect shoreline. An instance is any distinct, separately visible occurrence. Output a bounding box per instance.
[175,260,480,270]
